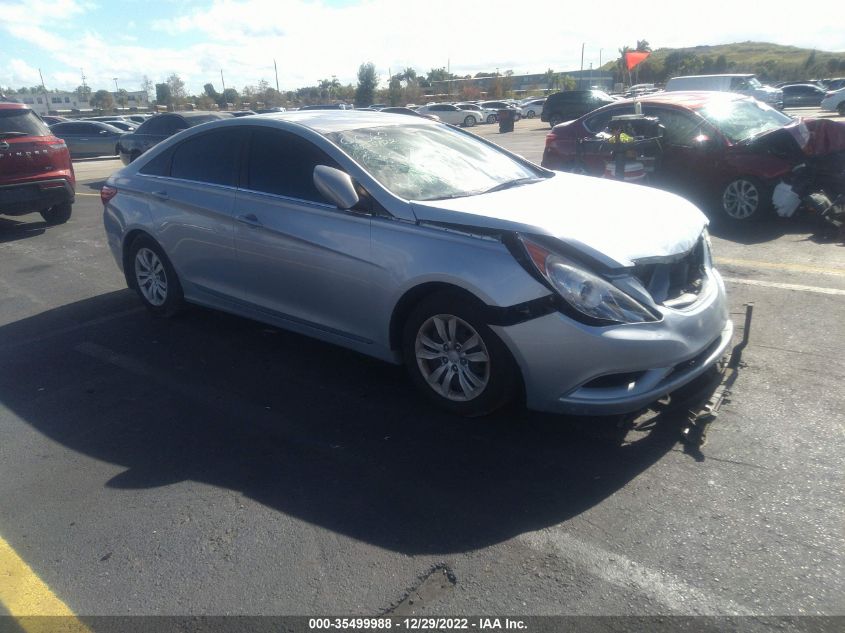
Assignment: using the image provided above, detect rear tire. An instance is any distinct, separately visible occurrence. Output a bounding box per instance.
[486,114,497,124]
[549,115,562,128]
[40,202,72,225]
[527,110,536,118]
[402,291,518,417]
[463,115,476,128]
[127,234,184,317]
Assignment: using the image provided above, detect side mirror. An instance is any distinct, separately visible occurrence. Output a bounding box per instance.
[313,165,359,210]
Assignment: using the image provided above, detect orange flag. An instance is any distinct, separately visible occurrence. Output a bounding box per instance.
[625,51,650,70]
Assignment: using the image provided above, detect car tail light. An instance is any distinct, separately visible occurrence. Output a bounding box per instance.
[101,185,118,205]
[545,132,557,148]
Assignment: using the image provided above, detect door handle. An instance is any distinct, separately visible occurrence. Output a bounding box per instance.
[151,190,168,200]
[236,213,262,227]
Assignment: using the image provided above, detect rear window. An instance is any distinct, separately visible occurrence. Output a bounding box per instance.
[0,109,50,138]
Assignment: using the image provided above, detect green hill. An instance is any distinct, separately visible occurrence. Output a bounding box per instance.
[601,41,845,85]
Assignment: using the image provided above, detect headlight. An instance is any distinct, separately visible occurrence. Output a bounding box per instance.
[520,236,658,324]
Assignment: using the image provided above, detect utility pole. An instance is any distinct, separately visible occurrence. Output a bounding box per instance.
[113,77,120,111]
[273,59,279,92]
[580,43,585,73]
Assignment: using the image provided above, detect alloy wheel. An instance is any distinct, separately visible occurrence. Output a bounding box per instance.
[134,247,168,306]
[415,314,490,402]
[722,179,760,220]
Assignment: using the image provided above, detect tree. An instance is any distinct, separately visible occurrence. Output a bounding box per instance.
[204,83,220,100]
[355,62,378,107]
[221,88,239,108]
[76,85,91,100]
[804,50,816,70]
[636,40,651,52]
[426,67,454,83]
[166,73,186,105]
[388,74,402,106]
[90,89,114,112]
[155,83,171,107]
[141,75,153,102]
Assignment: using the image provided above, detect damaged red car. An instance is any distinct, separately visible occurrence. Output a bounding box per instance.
[541,91,845,222]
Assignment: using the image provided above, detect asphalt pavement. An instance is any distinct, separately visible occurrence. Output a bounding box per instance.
[0,109,843,629]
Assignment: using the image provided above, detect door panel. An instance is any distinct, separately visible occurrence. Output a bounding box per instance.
[234,192,374,343]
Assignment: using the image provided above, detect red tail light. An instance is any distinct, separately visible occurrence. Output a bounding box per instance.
[100,185,118,205]
[545,132,557,148]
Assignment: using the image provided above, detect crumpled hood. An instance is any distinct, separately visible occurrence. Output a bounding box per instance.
[411,173,708,267]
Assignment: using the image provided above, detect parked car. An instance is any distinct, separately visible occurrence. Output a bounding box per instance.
[102,111,731,417]
[520,98,546,119]
[480,100,522,119]
[780,84,827,108]
[41,115,70,126]
[126,114,151,124]
[540,90,616,128]
[820,87,845,115]
[0,102,74,224]
[664,74,783,110]
[819,78,845,91]
[415,103,482,127]
[229,110,257,117]
[117,111,233,164]
[299,104,352,110]
[542,91,803,221]
[379,107,439,121]
[455,102,498,124]
[102,120,137,132]
[49,120,125,158]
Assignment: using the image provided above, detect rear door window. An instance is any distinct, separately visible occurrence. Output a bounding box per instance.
[170,129,244,187]
[0,108,50,137]
[583,106,631,133]
[245,129,340,203]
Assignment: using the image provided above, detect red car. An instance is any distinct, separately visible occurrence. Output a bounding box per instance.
[0,101,75,224]
[542,91,802,221]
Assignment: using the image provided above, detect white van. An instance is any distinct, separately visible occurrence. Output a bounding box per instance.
[665,74,783,109]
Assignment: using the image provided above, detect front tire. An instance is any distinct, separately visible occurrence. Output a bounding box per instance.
[402,291,518,416]
[527,110,536,118]
[463,115,476,128]
[720,176,770,221]
[40,202,72,225]
[127,235,184,317]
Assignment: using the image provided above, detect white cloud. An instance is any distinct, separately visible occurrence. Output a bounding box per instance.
[2,0,844,95]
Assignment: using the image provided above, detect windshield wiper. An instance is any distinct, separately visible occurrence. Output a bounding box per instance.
[480,177,545,194]
[0,132,30,139]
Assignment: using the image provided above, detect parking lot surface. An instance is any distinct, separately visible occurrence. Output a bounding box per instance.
[0,106,843,625]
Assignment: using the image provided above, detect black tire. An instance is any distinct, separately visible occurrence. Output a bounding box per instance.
[402,290,518,417]
[527,110,536,118]
[127,234,184,317]
[486,114,497,124]
[719,176,771,222]
[549,115,562,128]
[838,103,845,116]
[40,202,72,225]
[463,115,476,128]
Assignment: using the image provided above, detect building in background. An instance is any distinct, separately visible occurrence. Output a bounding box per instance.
[16,90,149,115]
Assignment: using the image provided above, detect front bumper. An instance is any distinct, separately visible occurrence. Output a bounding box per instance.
[493,270,733,416]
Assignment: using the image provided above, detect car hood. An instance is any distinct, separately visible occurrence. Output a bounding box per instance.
[411,173,708,268]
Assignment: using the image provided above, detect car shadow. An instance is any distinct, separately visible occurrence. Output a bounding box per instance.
[0,291,700,555]
[82,179,107,191]
[708,214,828,245]
[72,156,121,163]
[0,216,47,243]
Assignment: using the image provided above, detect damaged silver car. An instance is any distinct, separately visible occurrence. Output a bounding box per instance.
[102,111,732,416]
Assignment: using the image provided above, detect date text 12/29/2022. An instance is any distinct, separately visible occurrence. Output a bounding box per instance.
[308,618,527,630]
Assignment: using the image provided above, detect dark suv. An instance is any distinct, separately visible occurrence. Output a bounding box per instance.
[117,111,233,164]
[0,102,75,224]
[541,90,616,128]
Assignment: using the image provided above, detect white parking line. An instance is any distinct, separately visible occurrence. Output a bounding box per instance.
[716,257,845,277]
[520,528,755,615]
[722,277,845,296]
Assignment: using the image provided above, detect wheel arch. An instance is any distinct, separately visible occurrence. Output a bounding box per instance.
[121,228,158,288]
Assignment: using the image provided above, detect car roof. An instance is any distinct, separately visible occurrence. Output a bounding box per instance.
[250,110,439,133]
[0,102,29,111]
[611,90,749,110]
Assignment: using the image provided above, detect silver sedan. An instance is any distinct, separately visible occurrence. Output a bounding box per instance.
[102,111,732,416]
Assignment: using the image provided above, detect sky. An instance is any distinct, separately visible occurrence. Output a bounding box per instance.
[2,0,844,96]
